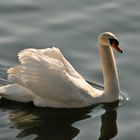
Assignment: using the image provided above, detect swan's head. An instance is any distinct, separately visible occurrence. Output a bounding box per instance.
[98,32,123,53]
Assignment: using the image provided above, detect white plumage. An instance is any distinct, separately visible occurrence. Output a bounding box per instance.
[0,32,123,108]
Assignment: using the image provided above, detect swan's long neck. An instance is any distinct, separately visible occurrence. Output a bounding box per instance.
[99,43,120,100]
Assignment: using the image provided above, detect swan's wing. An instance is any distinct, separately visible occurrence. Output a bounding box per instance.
[7,47,87,103]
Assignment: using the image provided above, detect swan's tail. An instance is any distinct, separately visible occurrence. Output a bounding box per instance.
[0,78,12,99]
[0,84,34,103]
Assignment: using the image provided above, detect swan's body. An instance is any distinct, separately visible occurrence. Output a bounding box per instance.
[0,32,123,108]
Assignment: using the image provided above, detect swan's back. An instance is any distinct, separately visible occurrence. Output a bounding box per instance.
[6,47,96,107]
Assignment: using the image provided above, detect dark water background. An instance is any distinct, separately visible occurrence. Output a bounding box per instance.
[0,0,140,139]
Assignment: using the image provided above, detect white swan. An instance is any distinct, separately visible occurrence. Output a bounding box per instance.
[0,32,123,108]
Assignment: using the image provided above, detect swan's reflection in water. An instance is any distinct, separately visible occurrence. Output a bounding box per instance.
[0,99,118,140]
[99,102,118,140]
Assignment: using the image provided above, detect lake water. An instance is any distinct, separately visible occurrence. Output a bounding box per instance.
[0,0,140,139]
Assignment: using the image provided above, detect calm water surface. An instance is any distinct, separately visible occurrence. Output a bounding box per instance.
[0,0,140,139]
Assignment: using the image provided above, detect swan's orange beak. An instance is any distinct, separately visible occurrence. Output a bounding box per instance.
[111,42,123,53]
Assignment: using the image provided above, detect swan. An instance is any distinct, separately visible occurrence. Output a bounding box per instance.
[0,32,123,108]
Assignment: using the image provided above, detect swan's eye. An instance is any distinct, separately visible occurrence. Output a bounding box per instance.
[109,38,119,46]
